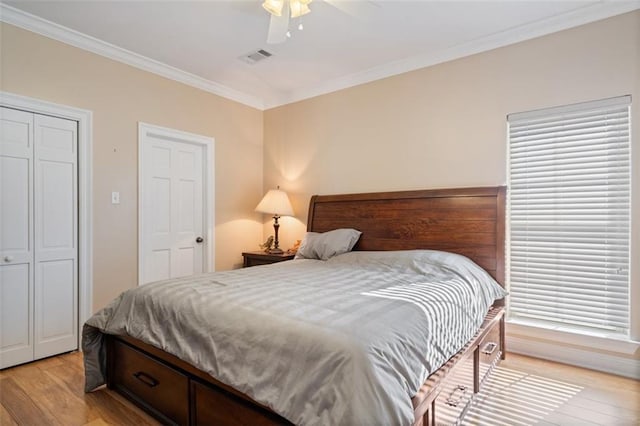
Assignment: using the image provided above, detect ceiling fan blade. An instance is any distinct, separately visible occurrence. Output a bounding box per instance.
[323,0,379,18]
[266,2,290,44]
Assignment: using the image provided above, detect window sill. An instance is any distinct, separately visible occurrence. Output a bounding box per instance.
[506,319,640,356]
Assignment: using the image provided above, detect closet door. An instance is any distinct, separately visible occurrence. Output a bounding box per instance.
[0,108,78,368]
[33,114,78,359]
[0,107,35,368]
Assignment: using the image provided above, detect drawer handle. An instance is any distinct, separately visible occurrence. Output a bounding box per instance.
[133,371,159,388]
[445,384,467,407]
[482,342,498,355]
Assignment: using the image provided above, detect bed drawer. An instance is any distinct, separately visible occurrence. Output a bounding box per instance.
[110,339,189,425]
[192,380,291,426]
[435,356,475,425]
[478,320,502,387]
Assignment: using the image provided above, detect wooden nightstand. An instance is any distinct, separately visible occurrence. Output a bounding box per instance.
[242,251,295,268]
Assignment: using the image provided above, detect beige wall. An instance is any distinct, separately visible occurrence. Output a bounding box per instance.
[1,10,638,362]
[1,23,265,311]
[264,12,640,355]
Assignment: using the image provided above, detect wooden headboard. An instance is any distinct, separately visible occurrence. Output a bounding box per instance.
[307,186,506,286]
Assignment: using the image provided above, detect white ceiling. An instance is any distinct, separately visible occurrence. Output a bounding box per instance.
[2,1,639,109]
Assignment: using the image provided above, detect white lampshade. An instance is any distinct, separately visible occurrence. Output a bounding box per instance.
[255,188,294,217]
[290,0,311,18]
[263,0,312,18]
[262,0,284,16]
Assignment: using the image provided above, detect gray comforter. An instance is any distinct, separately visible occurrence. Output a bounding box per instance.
[83,250,506,425]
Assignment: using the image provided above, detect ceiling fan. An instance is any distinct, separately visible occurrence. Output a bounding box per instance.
[262,0,376,44]
[262,0,312,44]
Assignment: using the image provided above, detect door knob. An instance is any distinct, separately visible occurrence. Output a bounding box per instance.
[195,237,204,243]
[4,256,14,262]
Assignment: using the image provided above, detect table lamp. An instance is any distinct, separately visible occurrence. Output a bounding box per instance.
[255,186,294,254]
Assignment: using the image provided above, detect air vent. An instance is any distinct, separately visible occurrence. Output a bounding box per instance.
[240,49,273,65]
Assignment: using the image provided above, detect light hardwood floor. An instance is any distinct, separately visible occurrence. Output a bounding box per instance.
[463,355,639,425]
[0,351,638,425]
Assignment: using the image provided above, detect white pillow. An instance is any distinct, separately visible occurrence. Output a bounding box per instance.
[295,228,362,260]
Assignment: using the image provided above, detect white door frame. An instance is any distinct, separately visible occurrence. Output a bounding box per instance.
[138,122,215,285]
[1,91,93,345]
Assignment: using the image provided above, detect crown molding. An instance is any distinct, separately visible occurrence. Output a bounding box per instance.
[265,1,640,109]
[0,4,265,110]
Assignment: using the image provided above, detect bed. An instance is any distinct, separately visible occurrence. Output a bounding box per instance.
[83,185,507,426]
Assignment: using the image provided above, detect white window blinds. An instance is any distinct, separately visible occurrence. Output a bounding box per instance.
[507,96,631,336]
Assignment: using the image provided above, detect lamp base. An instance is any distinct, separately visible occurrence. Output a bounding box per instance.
[268,248,284,254]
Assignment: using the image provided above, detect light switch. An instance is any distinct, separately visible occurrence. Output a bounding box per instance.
[111,191,120,204]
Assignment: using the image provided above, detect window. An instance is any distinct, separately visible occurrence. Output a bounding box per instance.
[507,96,631,337]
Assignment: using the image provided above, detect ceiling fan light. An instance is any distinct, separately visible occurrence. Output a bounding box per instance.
[262,0,284,17]
[290,1,311,18]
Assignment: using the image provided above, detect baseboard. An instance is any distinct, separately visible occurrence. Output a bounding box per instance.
[507,334,640,379]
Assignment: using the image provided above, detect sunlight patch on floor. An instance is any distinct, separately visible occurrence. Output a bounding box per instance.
[436,365,584,426]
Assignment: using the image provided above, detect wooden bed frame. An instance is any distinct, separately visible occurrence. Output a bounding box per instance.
[106,186,506,426]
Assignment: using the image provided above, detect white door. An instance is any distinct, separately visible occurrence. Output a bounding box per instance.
[0,107,78,368]
[0,107,34,368]
[140,130,205,284]
[33,114,78,359]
